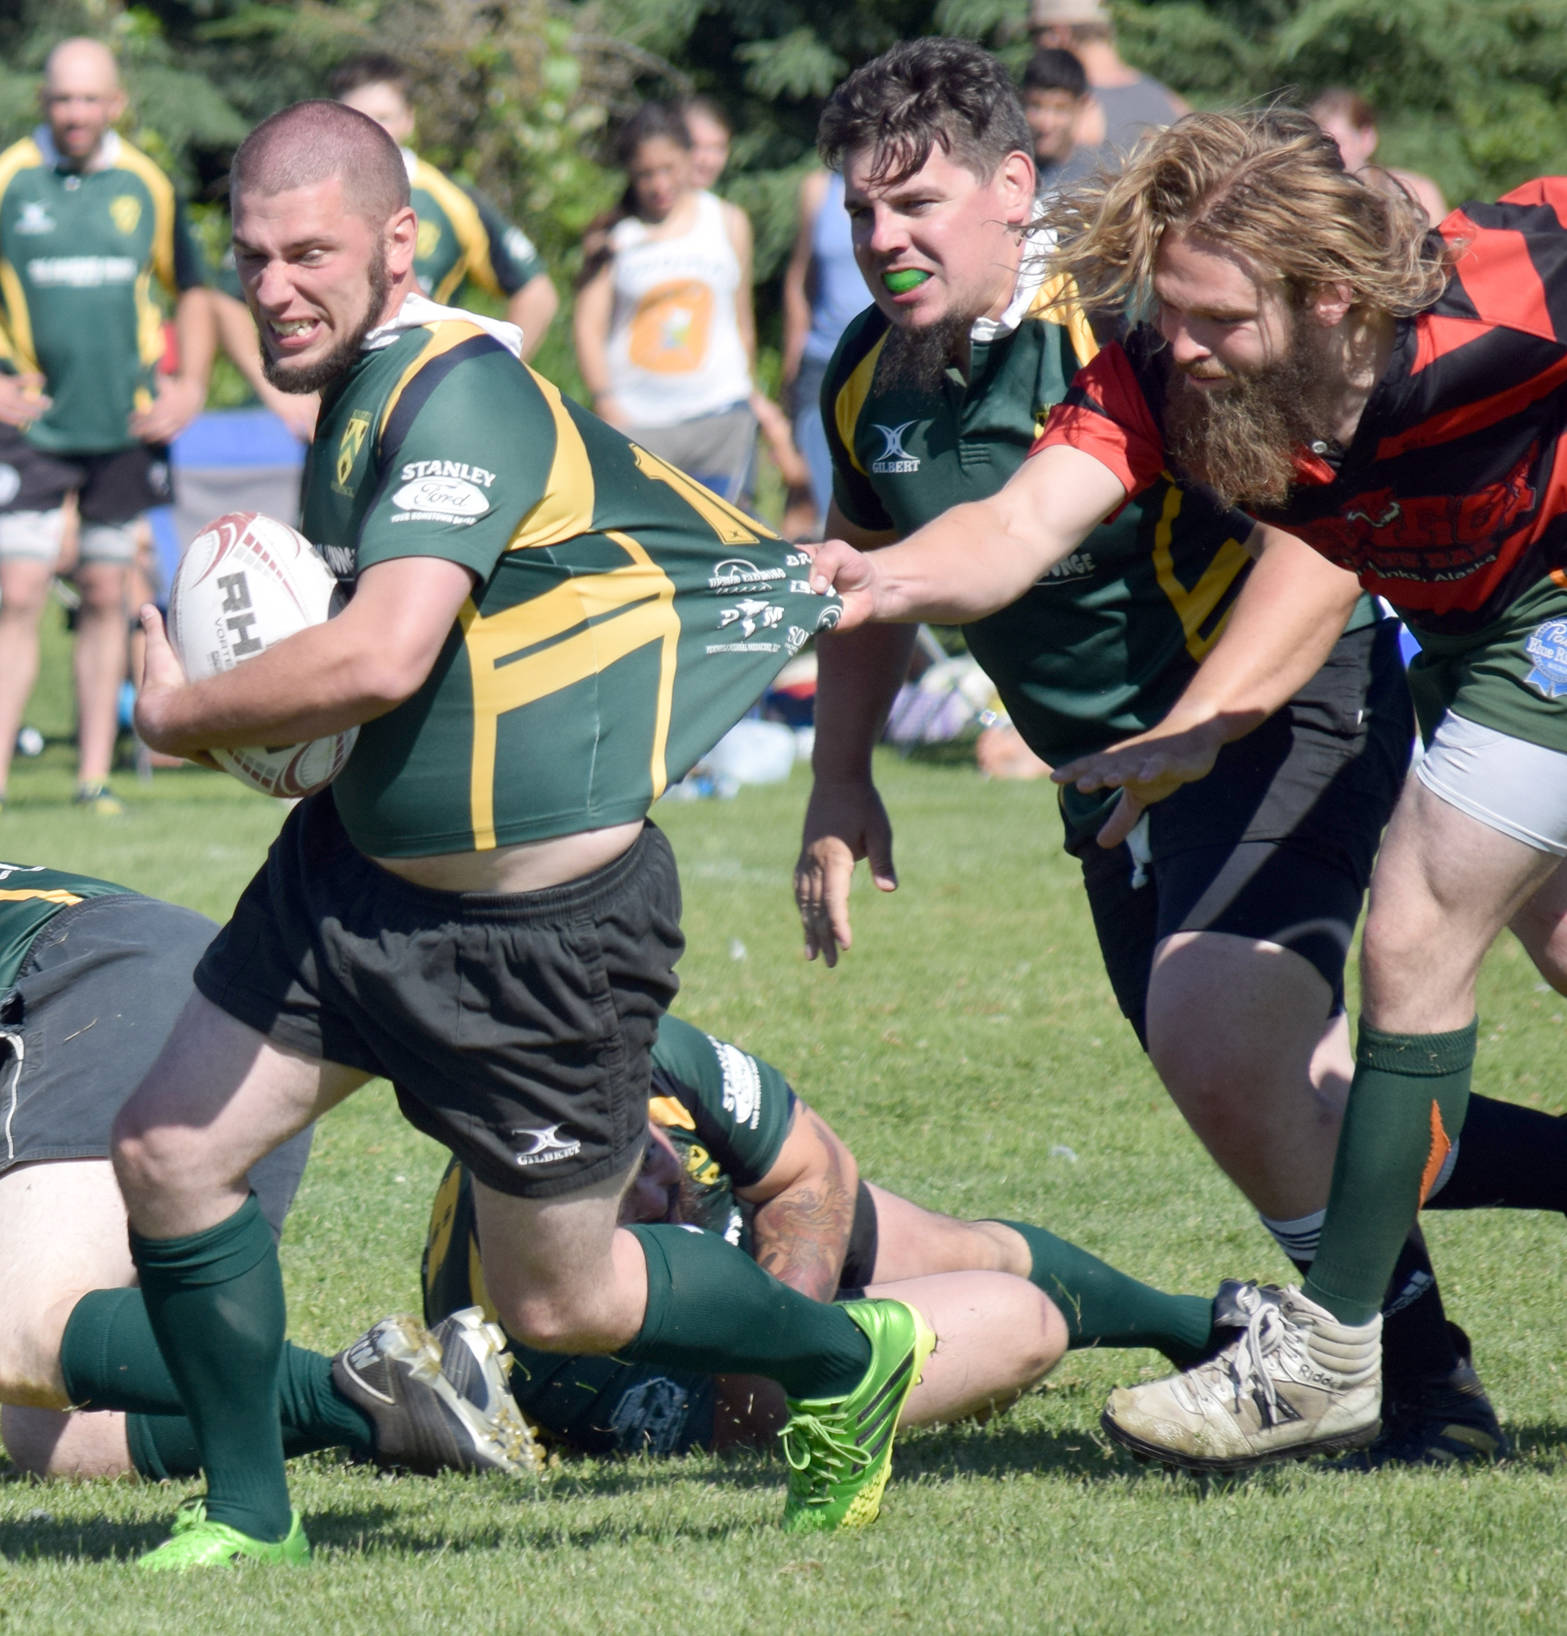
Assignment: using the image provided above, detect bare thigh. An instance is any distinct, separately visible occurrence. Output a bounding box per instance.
[112,991,367,1238]
[472,1164,649,1353]
[0,1158,133,1405]
[1363,776,1563,1030]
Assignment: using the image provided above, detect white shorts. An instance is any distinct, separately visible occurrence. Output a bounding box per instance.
[1415,711,1567,856]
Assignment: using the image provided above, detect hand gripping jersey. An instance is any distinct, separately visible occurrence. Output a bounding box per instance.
[822,248,1260,775]
[421,1015,797,1453]
[403,151,546,305]
[308,295,840,857]
[0,128,207,454]
[0,862,137,989]
[1041,180,1567,641]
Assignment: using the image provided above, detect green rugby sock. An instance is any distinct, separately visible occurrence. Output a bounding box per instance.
[991,1220,1215,1366]
[622,1223,871,1400]
[129,1194,293,1542]
[1304,1021,1476,1326]
[62,1288,376,1460]
[126,1345,376,1480]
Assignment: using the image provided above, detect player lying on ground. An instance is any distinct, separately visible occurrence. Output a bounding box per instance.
[806,105,1567,1471]
[423,1015,1237,1455]
[0,861,534,1482]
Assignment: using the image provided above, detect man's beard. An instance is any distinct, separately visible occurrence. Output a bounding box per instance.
[874,312,968,394]
[1163,318,1337,511]
[263,247,391,395]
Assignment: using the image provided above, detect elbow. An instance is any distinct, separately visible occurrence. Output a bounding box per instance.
[347,648,427,716]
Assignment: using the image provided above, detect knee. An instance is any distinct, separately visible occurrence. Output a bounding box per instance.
[492,1290,603,1355]
[110,1109,199,1211]
[1022,1288,1069,1386]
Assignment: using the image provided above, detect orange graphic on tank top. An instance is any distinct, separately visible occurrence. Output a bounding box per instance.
[629,279,714,373]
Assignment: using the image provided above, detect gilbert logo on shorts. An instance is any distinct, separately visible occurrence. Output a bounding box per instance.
[508,1122,582,1166]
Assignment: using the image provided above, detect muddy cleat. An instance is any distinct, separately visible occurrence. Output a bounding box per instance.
[1103,1282,1382,1472]
[780,1297,935,1533]
[137,1501,309,1571]
[1338,1323,1507,1469]
[331,1306,540,1476]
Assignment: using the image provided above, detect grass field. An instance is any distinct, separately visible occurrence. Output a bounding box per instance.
[1,611,1565,1633]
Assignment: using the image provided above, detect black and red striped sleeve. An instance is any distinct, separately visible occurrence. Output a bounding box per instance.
[1029,340,1169,497]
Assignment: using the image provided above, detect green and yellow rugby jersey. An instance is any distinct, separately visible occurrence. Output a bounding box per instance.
[309,296,840,857]
[0,129,207,454]
[407,154,545,305]
[0,862,137,990]
[824,266,1259,781]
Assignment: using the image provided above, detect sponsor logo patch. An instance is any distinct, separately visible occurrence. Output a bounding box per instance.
[390,476,492,522]
[869,420,920,475]
[709,1037,763,1129]
[1525,617,1567,698]
[110,194,141,235]
[708,556,785,591]
[507,1123,582,1167]
[13,201,54,236]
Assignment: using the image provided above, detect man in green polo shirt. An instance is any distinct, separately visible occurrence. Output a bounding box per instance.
[0,38,213,816]
[793,37,1520,1468]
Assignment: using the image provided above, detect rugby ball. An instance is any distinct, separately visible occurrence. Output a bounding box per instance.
[167,511,358,798]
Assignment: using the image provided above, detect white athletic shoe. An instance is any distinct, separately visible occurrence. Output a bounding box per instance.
[1102,1282,1382,1472]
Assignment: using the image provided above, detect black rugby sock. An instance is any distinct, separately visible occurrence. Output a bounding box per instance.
[1426,1092,1567,1212]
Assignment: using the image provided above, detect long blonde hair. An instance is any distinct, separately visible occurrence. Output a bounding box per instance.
[1047,106,1451,322]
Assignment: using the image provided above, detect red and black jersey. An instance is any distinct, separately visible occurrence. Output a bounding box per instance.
[1038,178,1567,635]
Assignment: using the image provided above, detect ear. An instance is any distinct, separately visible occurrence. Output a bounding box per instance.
[385,204,419,280]
[998,149,1037,224]
[1311,281,1355,327]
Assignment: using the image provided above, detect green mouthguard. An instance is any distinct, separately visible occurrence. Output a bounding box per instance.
[884,269,931,293]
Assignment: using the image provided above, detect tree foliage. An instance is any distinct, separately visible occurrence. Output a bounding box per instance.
[3,0,1566,361]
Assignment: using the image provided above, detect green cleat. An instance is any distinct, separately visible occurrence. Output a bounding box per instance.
[137,1501,309,1571]
[780,1297,935,1533]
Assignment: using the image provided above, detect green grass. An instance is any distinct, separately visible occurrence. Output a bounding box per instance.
[2,609,1566,1631]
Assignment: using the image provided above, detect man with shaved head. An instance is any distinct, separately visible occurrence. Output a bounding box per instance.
[120,100,918,1570]
[0,37,213,818]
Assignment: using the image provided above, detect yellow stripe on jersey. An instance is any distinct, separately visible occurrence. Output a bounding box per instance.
[649,1094,697,1132]
[459,543,680,847]
[1151,484,1250,660]
[410,158,499,302]
[0,140,45,372]
[834,334,888,478]
[376,321,493,448]
[108,141,178,293]
[1026,272,1099,370]
[0,888,86,907]
[506,368,597,548]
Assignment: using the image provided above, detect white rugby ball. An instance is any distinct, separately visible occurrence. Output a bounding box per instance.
[167,511,358,798]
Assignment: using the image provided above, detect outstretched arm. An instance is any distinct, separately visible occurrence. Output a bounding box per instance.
[807,443,1128,627]
[1052,525,1365,845]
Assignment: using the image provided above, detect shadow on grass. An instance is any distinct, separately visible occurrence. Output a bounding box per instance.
[0,1505,400,1565]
